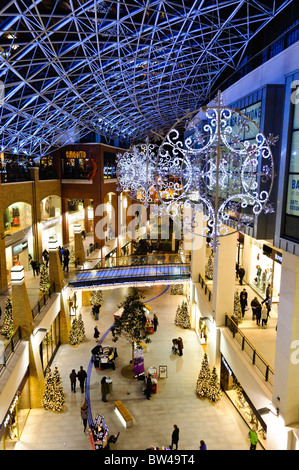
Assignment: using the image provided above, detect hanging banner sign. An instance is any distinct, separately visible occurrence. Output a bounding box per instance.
[286,175,299,216]
[133,344,144,377]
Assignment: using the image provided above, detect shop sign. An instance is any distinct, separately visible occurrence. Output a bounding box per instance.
[286,175,299,216]
[65,150,86,159]
[262,244,282,264]
[12,241,28,255]
[40,216,61,229]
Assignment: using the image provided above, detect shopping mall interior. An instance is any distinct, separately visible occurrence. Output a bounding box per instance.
[1,0,299,454]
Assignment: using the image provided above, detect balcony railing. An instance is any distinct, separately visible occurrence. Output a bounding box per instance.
[0,327,22,374]
[31,283,56,320]
[225,314,274,388]
[198,273,212,302]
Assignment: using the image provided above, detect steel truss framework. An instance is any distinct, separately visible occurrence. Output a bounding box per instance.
[0,0,293,158]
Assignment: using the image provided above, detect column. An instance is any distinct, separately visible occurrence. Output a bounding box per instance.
[272,252,299,429]
[74,223,85,265]
[11,266,44,408]
[190,211,206,283]
[48,238,70,343]
[0,213,8,294]
[212,230,238,327]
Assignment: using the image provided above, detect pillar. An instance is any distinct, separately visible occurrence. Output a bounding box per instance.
[74,224,85,265]
[190,211,206,283]
[212,230,238,327]
[10,266,44,408]
[272,252,299,429]
[48,238,70,344]
[0,213,8,294]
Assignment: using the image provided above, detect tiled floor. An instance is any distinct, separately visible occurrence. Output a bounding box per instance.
[14,284,255,451]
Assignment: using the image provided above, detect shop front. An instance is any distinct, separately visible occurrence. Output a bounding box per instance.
[40,195,62,251]
[249,240,282,303]
[39,313,61,373]
[220,355,266,449]
[0,369,30,450]
[68,199,85,242]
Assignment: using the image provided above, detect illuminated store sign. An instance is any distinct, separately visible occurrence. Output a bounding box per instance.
[65,151,86,159]
[286,175,299,216]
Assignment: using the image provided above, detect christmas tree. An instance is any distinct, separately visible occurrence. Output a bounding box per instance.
[39,262,50,292]
[205,255,213,280]
[170,284,184,295]
[52,366,65,412]
[90,290,103,307]
[77,313,86,342]
[174,300,191,329]
[196,353,211,398]
[207,366,222,402]
[1,296,14,338]
[42,366,54,410]
[69,317,80,345]
[233,290,243,323]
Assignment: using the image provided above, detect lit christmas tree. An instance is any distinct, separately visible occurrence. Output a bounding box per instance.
[174,300,191,329]
[196,353,211,398]
[205,255,213,280]
[207,366,222,402]
[52,366,65,412]
[42,366,54,410]
[77,313,86,342]
[170,284,184,295]
[69,317,80,345]
[233,290,243,323]
[90,290,103,307]
[1,296,14,338]
[39,262,50,292]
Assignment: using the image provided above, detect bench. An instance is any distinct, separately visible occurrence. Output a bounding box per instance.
[114,400,133,428]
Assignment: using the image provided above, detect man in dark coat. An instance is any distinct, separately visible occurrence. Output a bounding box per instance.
[77,366,87,393]
[177,337,183,356]
[171,424,179,450]
[238,266,245,285]
[69,369,77,393]
[240,289,248,317]
[145,375,152,400]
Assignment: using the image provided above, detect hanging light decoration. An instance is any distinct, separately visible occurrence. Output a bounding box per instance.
[116,137,158,208]
[154,91,277,251]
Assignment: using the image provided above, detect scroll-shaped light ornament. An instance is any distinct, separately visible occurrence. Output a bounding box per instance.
[154,91,276,250]
[116,139,158,208]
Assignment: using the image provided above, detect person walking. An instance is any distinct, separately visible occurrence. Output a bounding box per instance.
[101,376,110,402]
[238,266,245,285]
[153,314,159,332]
[94,326,100,342]
[145,374,152,400]
[250,297,259,320]
[93,303,100,321]
[249,428,258,450]
[63,247,70,272]
[199,440,207,450]
[70,369,77,393]
[177,337,183,356]
[261,304,268,328]
[77,366,87,393]
[31,260,38,276]
[81,402,89,433]
[170,424,179,450]
[255,301,262,326]
[240,288,248,317]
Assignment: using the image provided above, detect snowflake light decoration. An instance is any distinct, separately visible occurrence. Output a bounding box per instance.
[116,138,158,207]
[154,91,276,250]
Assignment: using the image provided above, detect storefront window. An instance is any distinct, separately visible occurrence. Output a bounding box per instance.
[249,240,281,303]
[284,87,299,239]
[61,150,91,179]
[40,196,62,250]
[0,370,30,450]
[39,314,61,373]
[3,202,32,234]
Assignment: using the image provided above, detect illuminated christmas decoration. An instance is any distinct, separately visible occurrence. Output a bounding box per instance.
[116,138,158,207]
[154,91,276,250]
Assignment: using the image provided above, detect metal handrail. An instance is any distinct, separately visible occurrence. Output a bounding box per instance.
[198,273,212,302]
[0,327,22,374]
[31,283,56,319]
[225,314,274,388]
